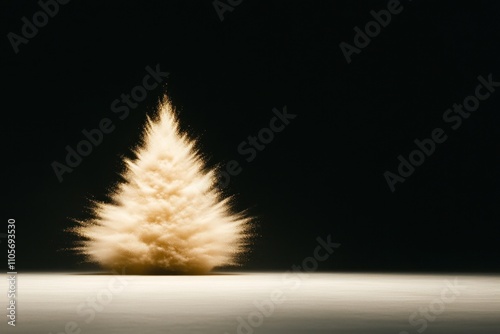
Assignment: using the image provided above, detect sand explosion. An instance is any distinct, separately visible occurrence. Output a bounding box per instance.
[75,98,251,274]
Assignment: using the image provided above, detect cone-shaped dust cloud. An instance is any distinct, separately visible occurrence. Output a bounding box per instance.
[76,98,251,274]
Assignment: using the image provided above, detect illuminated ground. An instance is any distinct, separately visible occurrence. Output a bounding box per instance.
[1,273,499,333]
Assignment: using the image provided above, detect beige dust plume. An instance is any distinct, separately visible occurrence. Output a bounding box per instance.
[75,97,251,274]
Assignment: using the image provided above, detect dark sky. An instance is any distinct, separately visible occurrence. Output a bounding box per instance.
[2,0,499,273]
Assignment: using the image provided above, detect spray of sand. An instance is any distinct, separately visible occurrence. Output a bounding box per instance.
[75,98,251,274]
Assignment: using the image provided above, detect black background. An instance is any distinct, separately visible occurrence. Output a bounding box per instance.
[2,0,499,273]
